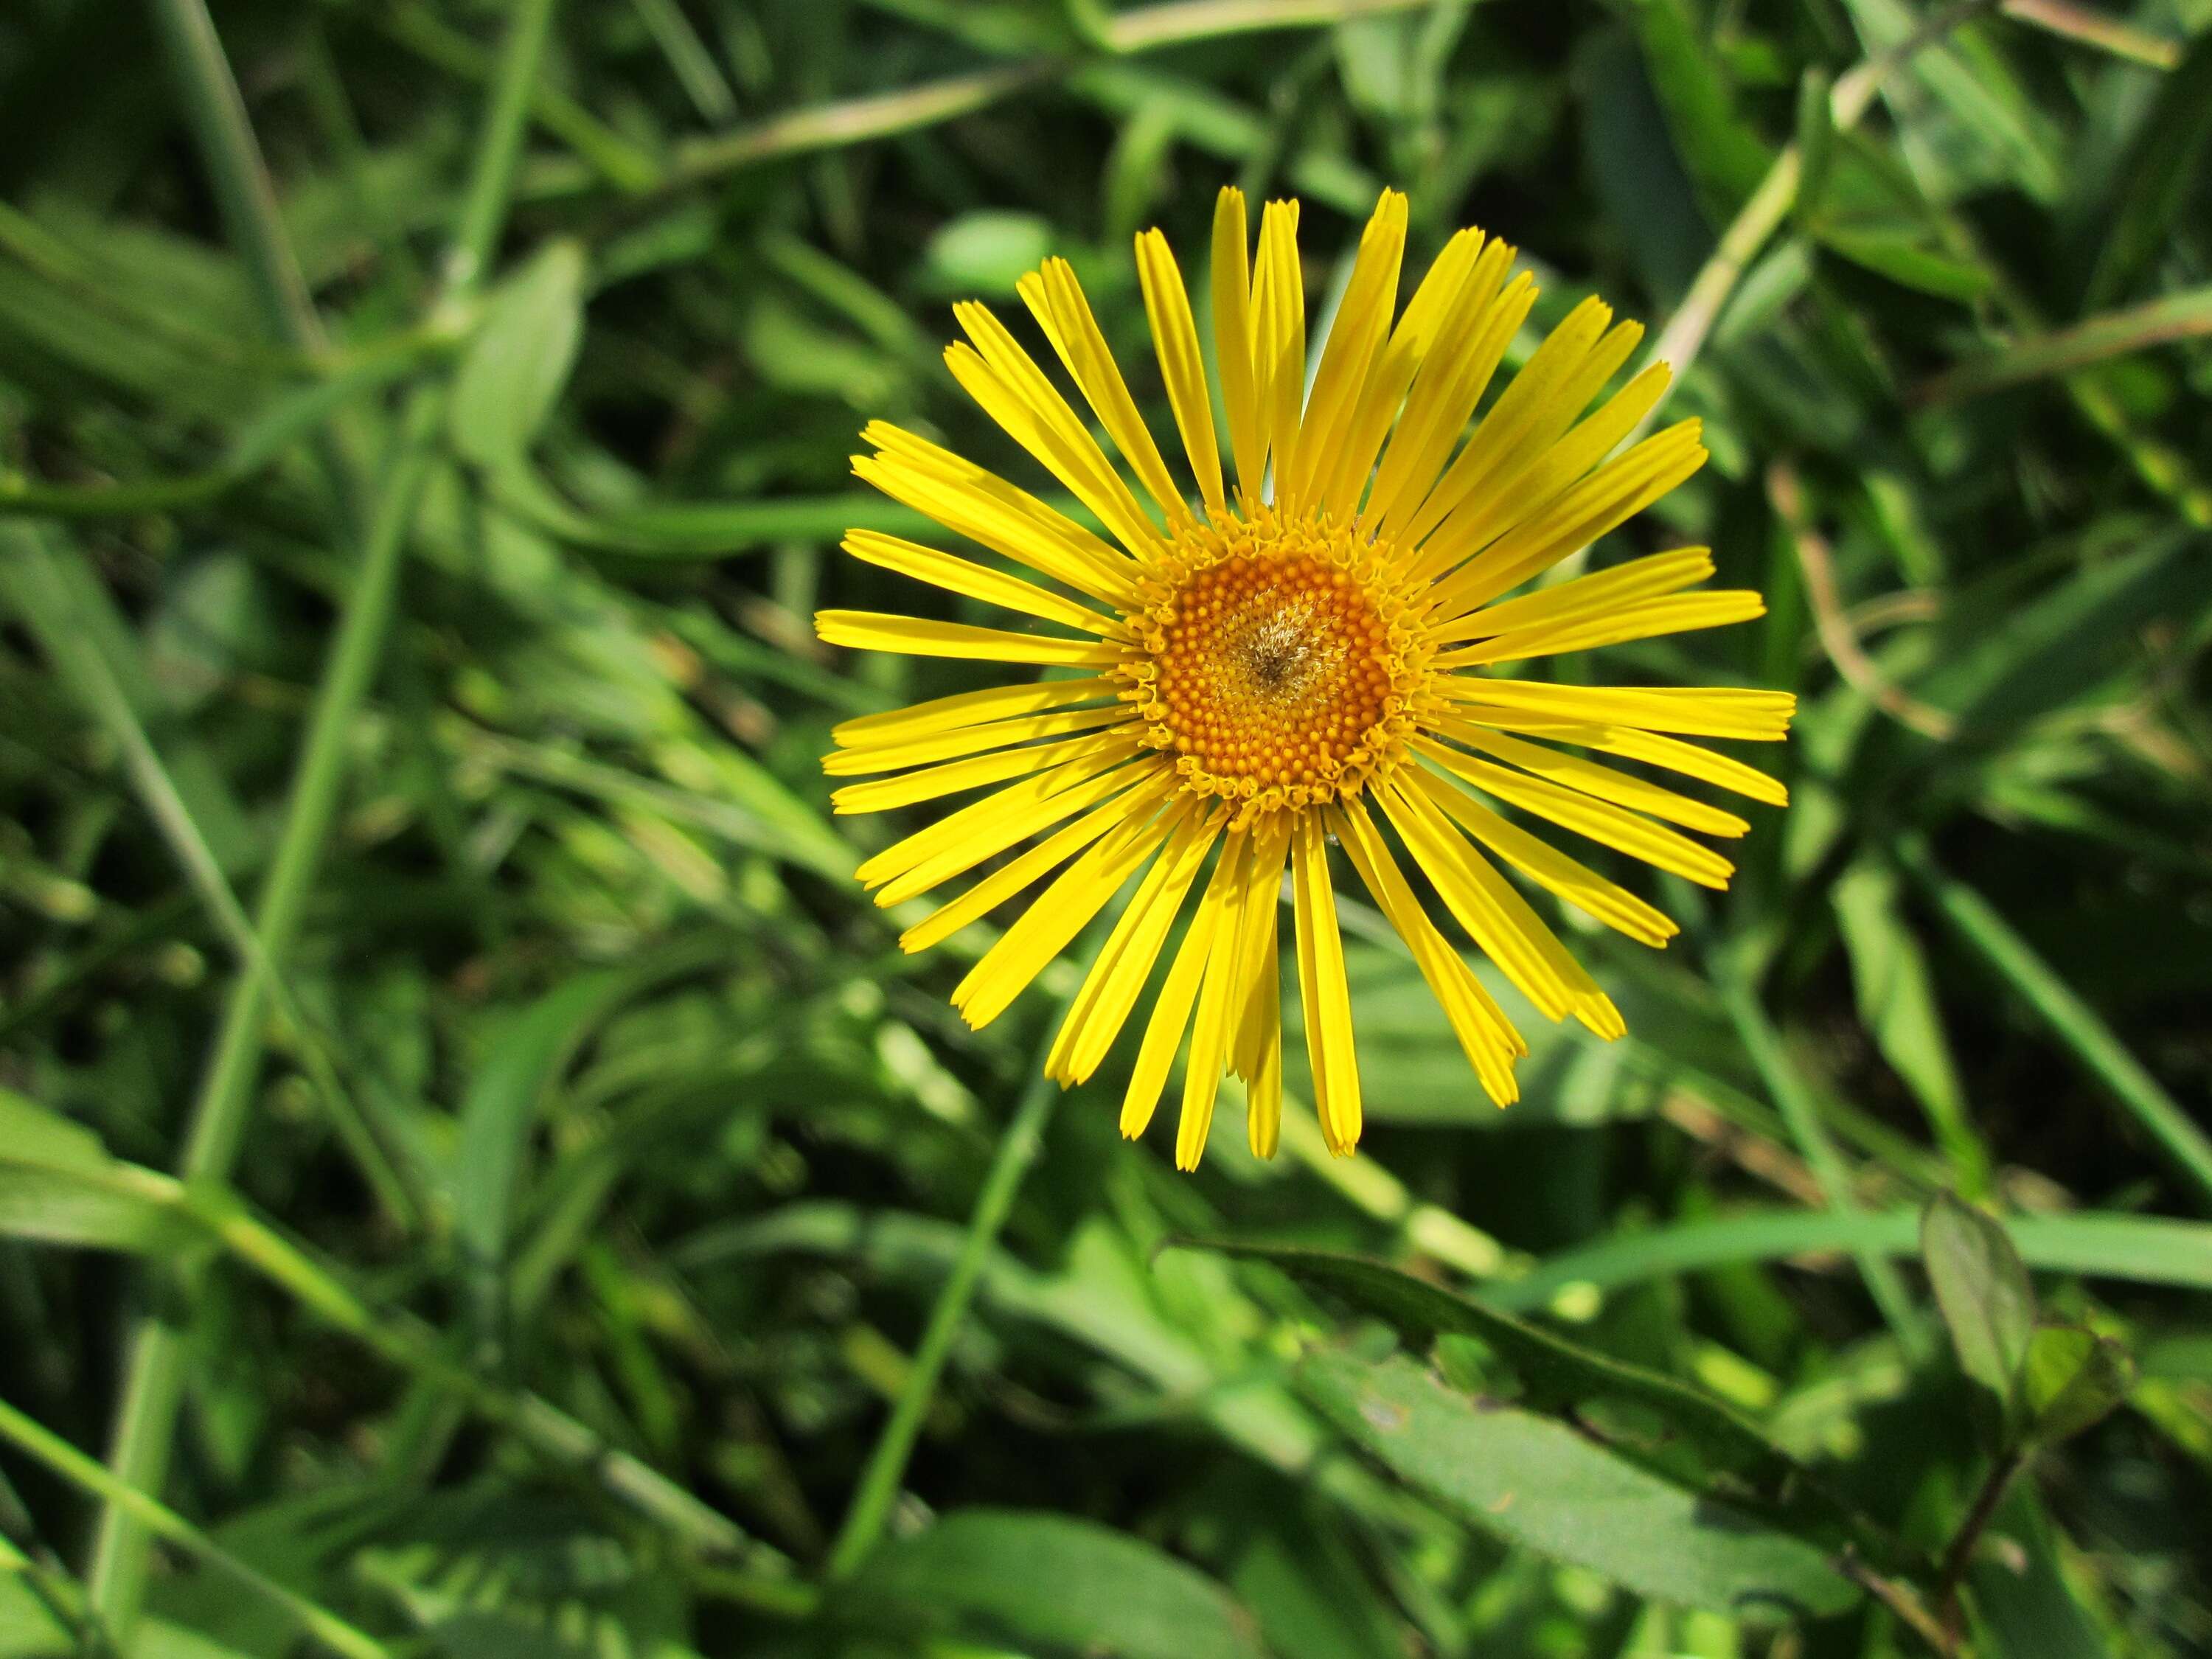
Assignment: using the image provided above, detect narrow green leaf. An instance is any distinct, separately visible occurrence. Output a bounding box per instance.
[1794,68,1835,226]
[448,238,585,467]
[1921,1193,2037,1440]
[2020,1326,2135,1446]
[1304,1352,1860,1619]
[846,1509,1266,1659]
[1200,1240,1894,1557]
[2083,27,2212,307]
[1818,228,1992,301]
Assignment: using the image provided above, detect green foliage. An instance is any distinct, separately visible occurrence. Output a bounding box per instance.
[3,0,2211,1655]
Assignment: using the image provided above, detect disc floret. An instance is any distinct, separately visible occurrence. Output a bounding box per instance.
[1122,507,1427,821]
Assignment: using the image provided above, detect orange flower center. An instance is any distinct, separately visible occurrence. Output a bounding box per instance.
[1127,512,1421,815]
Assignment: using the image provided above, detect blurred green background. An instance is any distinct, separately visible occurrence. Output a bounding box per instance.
[4,0,2212,1654]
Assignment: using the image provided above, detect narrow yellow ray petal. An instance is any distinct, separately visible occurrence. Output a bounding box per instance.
[1051,804,1219,1085]
[825,703,1130,777]
[1373,776,1607,1031]
[834,676,1116,749]
[1135,228,1226,514]
[1291,811,1363,1154]
[1437,591,1767,669]
[1330,797,1523,1105]
[1364,259,1531,534]
[1177,831,1255,1170]
[1229,815,1290,1081]
[841,530,1128,637]
[1419,744,1736,889]
[901,770,1180,953]
[1397,297,1620,550]
[1020,258,1192,526]
[1411,361,1672,583]
[862,748,1155,899]
[943,337,1164,560]
[953,798,1180,1031]
[816,610,1127,668]
[832,730,1141,815]
[1280,189,1406,517]
[856,430,1136,606]
[1314,225,1486,518]
[1425,421,1708,618]
[1210,187,1266,503]
[1439,678,1798,741]
[1423,724,1749,836]
[1441,546,1713,645]
[1123,830,1245,1140]
[1576,726,1790,805]
[1408,763,1677,948]
[1251,200,1305,497]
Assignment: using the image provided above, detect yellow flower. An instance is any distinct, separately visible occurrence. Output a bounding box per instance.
[818,187,1791,1170]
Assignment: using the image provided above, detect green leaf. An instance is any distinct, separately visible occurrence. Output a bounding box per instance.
[449,239,585,467]
[1302,1351,1860,1619]
[2020,1325,2134,1447]
[1200,1241,1891,1556]
[452,969,628,1268]
[2082,27,2212,307]
[845,1509,1265,1659]
[0,1088,201,1256]
[1921,1193,2036,1441]
[920,212,1054,297]
[1818,228,1992,302]
[1794,69,1835,228]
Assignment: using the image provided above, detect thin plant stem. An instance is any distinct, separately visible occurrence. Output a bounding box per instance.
[85,0,563,1631]
[1718,971,1930,1356]
[1897,834,2212,1213]
[823,963,1096,1579]
[1,527,424,1225]
[0,1397,393,1659]
[1934,1447,2027,1650]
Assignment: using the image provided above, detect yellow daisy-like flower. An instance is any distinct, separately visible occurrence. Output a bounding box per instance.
[818,187,1792,1170]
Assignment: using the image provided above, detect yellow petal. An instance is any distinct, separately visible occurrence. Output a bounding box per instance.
[1251,200,1306,498]
[1176,832,1255,1170]
[1441,546,1713,645]
[815,610,1127,668]
[1408,763,1677,948]
[1331,796,1523,1105]
[1290,811,1363,1154]
[1439,678,1798,741]
[1210,186,1266,504]
[1418,742,1736,889]
[1122,828,1245,1141]
[1021,258,1192,526]
[1135,227,1226,513]
[1424,723,1749,836]
[833,675,1117,749]
[1437,591,1767,669]
[1279,189,1406,518]
[900,769,1180,953]
[832,728,1141,816]
[1376,777,1623,1038]
[841,529,1128,638]
[953,795,1181,1031]
[824,703,1130,777]
[855,430,1135,608]
[861,748,1155,900]
[1051,803,1220,1085]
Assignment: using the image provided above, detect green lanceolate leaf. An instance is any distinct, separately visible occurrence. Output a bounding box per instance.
[448,238,585,467]
[1303,1350,1860,1620]
[1921,1192,2037,1441]
[844,1508,1266,1659]
[2020,1325,2135,1447]
[1199,1240,1898,1559]
[0,1087,203,1256]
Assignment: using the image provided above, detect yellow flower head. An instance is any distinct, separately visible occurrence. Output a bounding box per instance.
[819,187,1792,1170]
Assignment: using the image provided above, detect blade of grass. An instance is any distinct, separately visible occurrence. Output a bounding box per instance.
[1896,834,2212,1214]
[1,526,424,1225]
[0,1397,393,1659]
[823,939,1102,1579]
[1718,965,1930,1356]
[1486,1208,2212,1313]
[1911,282,2212,405]
[86,0,563,1632]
